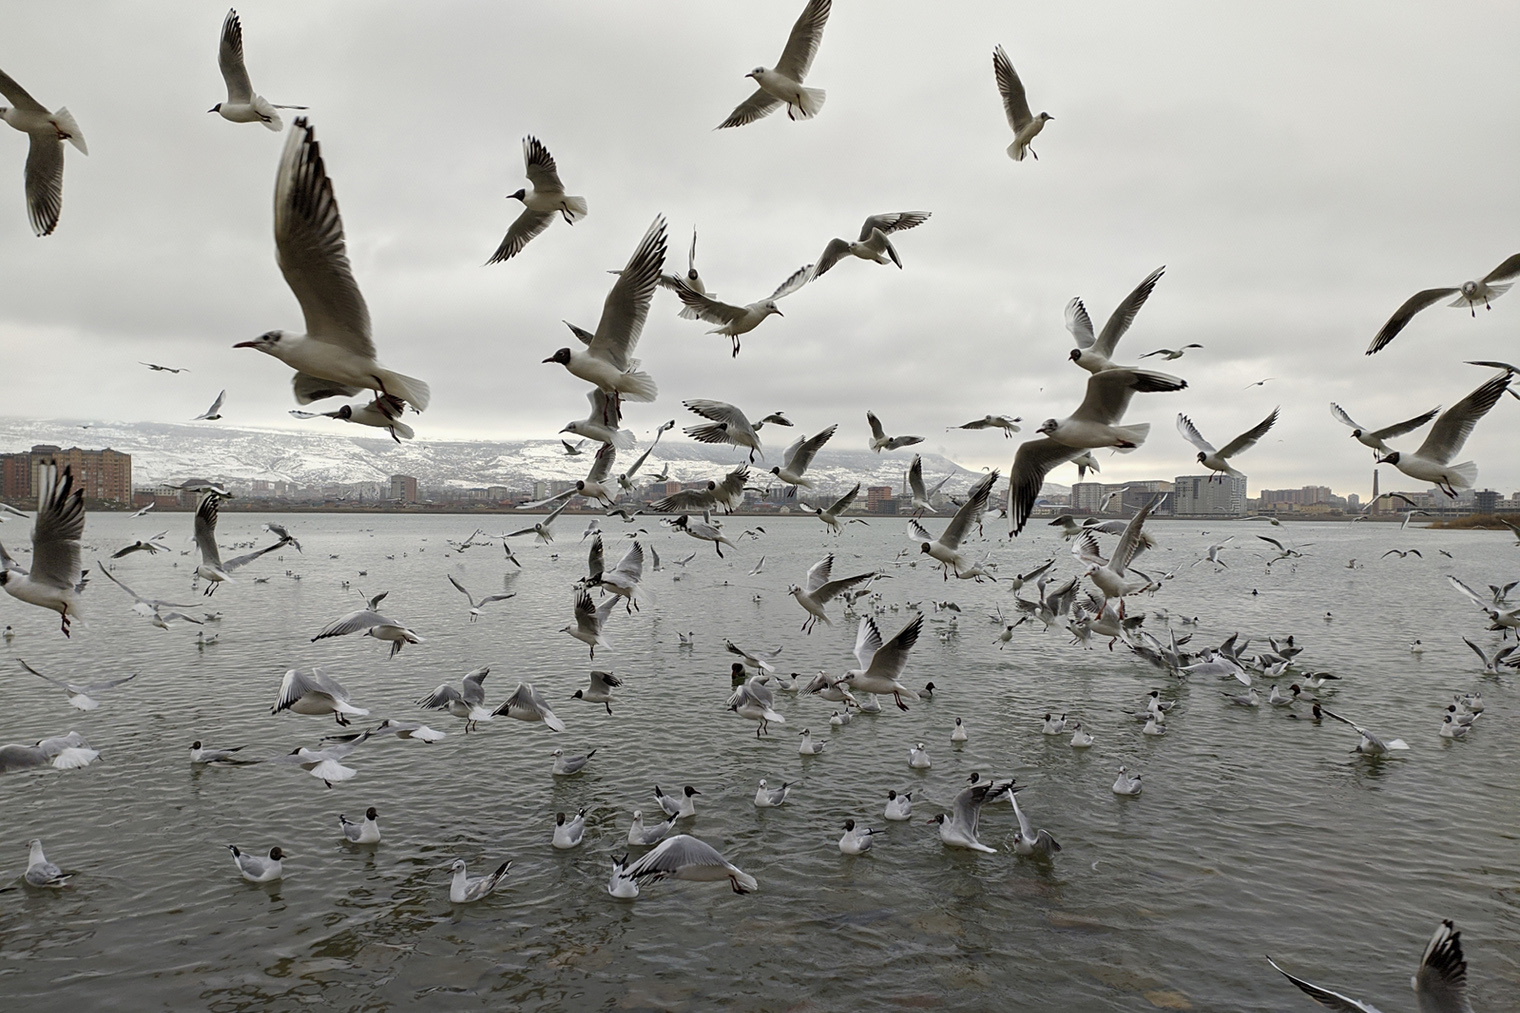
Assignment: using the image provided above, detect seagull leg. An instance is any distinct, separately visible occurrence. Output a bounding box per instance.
[605,702,612,716]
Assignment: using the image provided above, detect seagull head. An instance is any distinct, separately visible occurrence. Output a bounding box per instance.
[562,421,588,438]
[747,67,767,79]
[543,348,572,365]
[843,819,856,831]
[918,542,931,555]
[1196,451,1208,465]
[1376,452,1401,465]
[233,330,285,354]
[507,188,527,202]
[365,807,378,821]
[1039,112,1054,122]
[1036,418,1058,435]
[763,301,783,318]
[683,786,700,797]
[1068,348,1082,363]
[268,847,285,861]
[451,859,466,874]
[556,812,567,826]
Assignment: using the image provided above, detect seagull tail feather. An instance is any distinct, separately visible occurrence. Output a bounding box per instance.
[617,370,658,403]
[1111,423,1150,452]
[561,196,589,222]
[792,87,826,120]
[376,369,431,412]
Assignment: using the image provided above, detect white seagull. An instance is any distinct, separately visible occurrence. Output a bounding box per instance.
[865,410,924,453]
[0,65,86,236]
[290,393,414,442]
[571,669,622,715]
[192,390,226,421]
[24,839,69,887]
[810,214,932,282]
[271,668,369,726]
[682,400,790,462]
[799,483,861,534]
[0,464,85,636]
[627,810,674,847]
[1330,402,1441,457]
[843,614,925,711]
[562,589,616,658]
[311,606,423,658]
[1376,370,1512,497]
[672,265,812,357]
[1007,787,1061,858]
[416,666,493,731]
[728,676,787,737]
[19,660,136,711]
[884,790,912,821]
[491,682,567,732]
[992,44,1051,161]
[450,859,510,903]
[669,513,737,557]
[488,135,586,263]
[209,9,305,131]
[1139,345,1202,360]
[236,119,430,413]
[1367,252,1520,353]
[622,834,757,893]
[1112,767,1143,795]
[838,819,878,855]
[717,0,831,128]
[543,215,665,403]
[551,748,596,776]
[753,778,796,808]
[770,425,836,487]
[1065,267,1166,373]
[1321,708,1410,756]
[447,575,515,622]
[789,553,874,633]
[1177,409,1279,482]
[1267,918,1474,1013]
[227,845,284,883]
[909,471,998,578]
[934,777,1014,853]
[552,809,587,850]
[655,784,701,819]
[191,493,289,594]
[338,807,381,844]
[949,415,1022,437]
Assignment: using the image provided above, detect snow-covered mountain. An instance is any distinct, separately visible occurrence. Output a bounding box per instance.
[0,417,1056,498]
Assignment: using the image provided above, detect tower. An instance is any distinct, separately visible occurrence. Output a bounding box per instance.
[1371,468,1379,506]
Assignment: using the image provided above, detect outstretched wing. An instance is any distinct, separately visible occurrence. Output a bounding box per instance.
[1264,957,1383,1013]
[1218,407,1278,458]
[590,215,666,371]
[1369,406,1440,441]
[992,44,1032,131]
[1175,414,1217,455]
[1366,287,1458,355]
[1414,371,1511,464]
[941,471,998,548]
[1328,403,1364,431]
[775,0,832,81]
[1093,267,1165,359]
[217,8,254,103]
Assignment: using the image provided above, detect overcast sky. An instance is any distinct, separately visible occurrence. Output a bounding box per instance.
[0,1,1517,497]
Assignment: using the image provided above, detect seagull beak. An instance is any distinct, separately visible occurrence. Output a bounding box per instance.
[773,308,784,317]
[541,356,556,364]
[232,340,259,348]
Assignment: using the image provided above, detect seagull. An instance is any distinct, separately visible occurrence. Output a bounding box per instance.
[1139,345,1202,360]
[838,819,878,856]
[140,362,188,374]
[111,531,170,558]
[934,777,1014,852]
[190,740,252,765]
[753,778,796,807]
[1382,548,1423,560]
[416,665,493,731]
[1267,918,1474,1013]
[769,425,836,487]
[717,0,831,128]
[1066,268,1166,372]
[1177,409,1279,482]
[311,606,423,658]
[562,589,616,658]
[0,65,86,236]
[655,784,701,819]
[1112,767,1143,795]
[672,265,812,356]
[572,669,622,715]
[1222,687,1261,708]
[682,400,790,462]
[1009,370,1187,535]
[1367,253,1520,353]
[488,135,587,263]
[797,728,826,755]
[192,391,227,421]
[290,393,414,442]
[951,717,968,743]
[949,415,1021,436]
[656,226,710,295]
[338,807,381,844]
[652,464,749,513]
[1461,637,1517,675]
[623,834,757,894]
[1330,403,1440,457]
[726,639,782,674]
[369,718,446,743]
[191,494,290,594]
[669,513,737,557]
[909,471,998,578]
[728,675,787,736]
[544,216,664,404]
[209,10,305,131]
[551,748,596,776]
[627,810,674,847]
[553,809,588,849]
[492,682,567,732]
[562,389,636,451]
[19,660,136,711]
[810,214,932,282]
[865,410,924,453]
[24,839,69,887]
[1194,536,1234,568]
[589,539,645,612]
[843,614,925,710]
[0,464,85,635]
[789,554,874,633]
[505,500,573,545]
[1069,723,1094,748]
[908,742,931,768]
[1321,707,1410,755]
[618,421,674,492]
[447,575,515,622]
[1377,370,1512,497]
[235,119,431,413]
[1007,787,1061,858]
[906,455,952,516]
[520,446,621,511]
[991,43,1052,161]
[227,845,284,883]
[1449,576,1520,634]
[449,858,511,903]
[884,790,912,821]
[271,668,369,726]
[0,731,98,772]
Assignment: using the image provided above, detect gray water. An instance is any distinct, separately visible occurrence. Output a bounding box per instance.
[1,512,1517,1011]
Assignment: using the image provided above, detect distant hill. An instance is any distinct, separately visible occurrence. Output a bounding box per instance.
[0,417,1064,499]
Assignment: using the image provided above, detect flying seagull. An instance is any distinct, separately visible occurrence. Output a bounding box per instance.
[671,264,811,357]
[808,212,931,282]
[488,136,587,263]
[949,415,1021,436]
[0,464,85,636]
[717,0,831,128]
[140,362,189,373]
[235,118,431,413]
[866,411,924,453]
[992,44,1051,161]
[1377,370,1512,497]
[192,390,226,421]
[1366,252,1520,354]
[0,64,86,236]
[209,9,306,131]
[1330,402,1440,457]
[1138,344,1202,360]
[770,425,837,487]
[1065,267,1166,373]
[1176,408,1278,482]
[290,393,414,442]
[1267,918,1474,1013]
[681,400,788,462]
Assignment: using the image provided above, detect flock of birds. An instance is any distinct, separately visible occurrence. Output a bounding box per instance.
[0,2,1512,1008]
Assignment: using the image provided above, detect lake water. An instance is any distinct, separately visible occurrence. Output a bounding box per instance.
[1,512,1517,1011]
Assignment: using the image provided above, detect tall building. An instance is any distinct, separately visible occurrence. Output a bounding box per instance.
[866,486,896,514]
[1070,482,1106,513]
[1,444,132,504]
[389,474,418,503]
[1172,474,1247,516]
